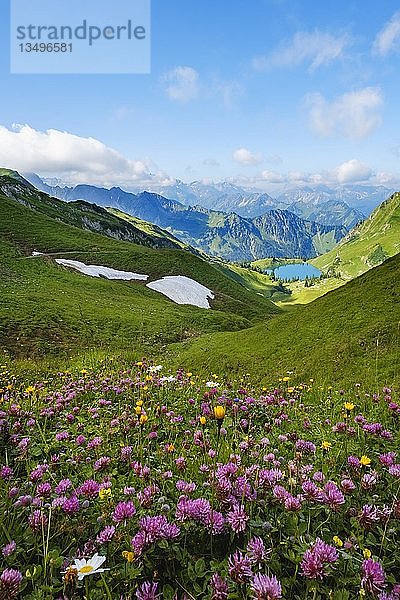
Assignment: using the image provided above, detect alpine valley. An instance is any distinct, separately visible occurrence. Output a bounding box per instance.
[1,167,399,386]
[22,173,392,263]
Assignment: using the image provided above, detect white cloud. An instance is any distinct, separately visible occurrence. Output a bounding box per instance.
[374,171,400,186]
[0,124,171,188]
[233,147,262,166]
[258,161,384,187]
[253,30,350,72]
[162,66,199,102]
[334,159,372,184]
[306,87,383,139]
[373,12,400,56]
[260,170,286,183]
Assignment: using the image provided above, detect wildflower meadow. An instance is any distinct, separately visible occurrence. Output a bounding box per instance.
[0,361,399,599]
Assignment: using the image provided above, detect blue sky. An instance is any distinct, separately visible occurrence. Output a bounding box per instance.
[0,0,400,191]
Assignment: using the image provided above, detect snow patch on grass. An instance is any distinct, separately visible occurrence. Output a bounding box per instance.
[55,259,148,281]
[147,275,214,309]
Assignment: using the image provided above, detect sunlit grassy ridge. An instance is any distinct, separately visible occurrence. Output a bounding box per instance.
[169,252,400,387]
[106,207,189,250]
[313,192,400,280]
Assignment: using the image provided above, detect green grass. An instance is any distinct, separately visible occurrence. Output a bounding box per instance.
[0,176,279,359]
[106,207,189,249]
[313,193,400,279]
[167,252,400,388]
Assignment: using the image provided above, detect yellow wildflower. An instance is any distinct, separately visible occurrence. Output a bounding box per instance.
[98,488,112,501]
[213,406,226,421]
[25,386,35,394]
[322,441,332,451]
[360,455,371,467]
[344,402,355,411]
[333,536,343,547]
[363,548,372,559]
[122,551,135,562]
[139,414,148,425]
[199,416,206,426]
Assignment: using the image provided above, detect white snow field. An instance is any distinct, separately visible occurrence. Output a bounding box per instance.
[51,257,213,308]
[55,259,149,281]
[146,275,214,309]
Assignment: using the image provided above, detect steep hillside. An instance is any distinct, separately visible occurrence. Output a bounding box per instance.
[169,252,400,387]
[0,176,182,251]
[106,207,189,250]
[0,175,279,358]
[314,191,400,279]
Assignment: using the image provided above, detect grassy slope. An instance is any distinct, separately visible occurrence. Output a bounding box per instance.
[168,252,400,387]
[106,207,189,249]
[0,179,279,358]
[313,191,400,277]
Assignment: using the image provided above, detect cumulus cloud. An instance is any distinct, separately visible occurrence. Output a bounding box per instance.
[306,87,383,139]
[334,159,372,184]
[373,12,400,56]
[0,124,171,188]
[369,171,400,186]
[257,160,384,187]
[162,66,199,102]
[233,147,262,166]
[253,30,350,72]
[260,170,286,183]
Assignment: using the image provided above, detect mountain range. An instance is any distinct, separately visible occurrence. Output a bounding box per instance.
[25,174,347,261]
[151,180,392,226]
